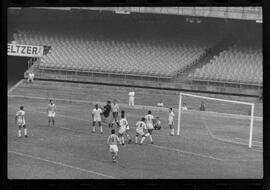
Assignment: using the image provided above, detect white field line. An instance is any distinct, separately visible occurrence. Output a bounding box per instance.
[8,80,24,95]
[8,94,262,121]
[148,144,261,162]
[17,107,262,162]
[8,150,115,179]
[234,137,262,144]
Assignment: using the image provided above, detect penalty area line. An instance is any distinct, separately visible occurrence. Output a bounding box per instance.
[8,150,115,179]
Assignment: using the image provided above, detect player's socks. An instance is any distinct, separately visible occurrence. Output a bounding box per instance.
[92,127,96,133]
[140,137,145,144]
[149,135,153,142]
[170,129,174,136]
[100,126,103,134]
[18,130,22,137]
[135,136,138,143]
[24,128,27,136]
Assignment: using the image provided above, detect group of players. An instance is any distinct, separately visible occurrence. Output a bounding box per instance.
[15,99,175,163]
[15,99,56,138]
[93,100,176,163]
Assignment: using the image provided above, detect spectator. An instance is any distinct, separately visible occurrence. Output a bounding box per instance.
[157,99,164,107]
[128,89,135,106]
[27,71,34,83]
[199,101,205,111]
[182,103,188,110]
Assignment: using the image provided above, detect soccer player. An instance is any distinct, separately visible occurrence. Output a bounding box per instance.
[92,104,103,134]
[118,111,130,145]
[154,116,162,130]
[121,110,132,144]
[135,117,148,144]
[102,100,112,127]
[144,110,154,144]
[112,99,120,127]
[168,108,175,136]
[15,106,27,137]
[107,129,120,163]
[48,100,56,127]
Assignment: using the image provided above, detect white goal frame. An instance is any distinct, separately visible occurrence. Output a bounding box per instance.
[177,92,255,148]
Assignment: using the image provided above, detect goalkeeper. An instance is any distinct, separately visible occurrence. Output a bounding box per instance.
[153,117,162,130]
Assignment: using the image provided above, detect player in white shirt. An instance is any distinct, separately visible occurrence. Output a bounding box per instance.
[15,106,27,137]
[168,108,175,136]
[92,104,103,134]
[128,90,135,106]
[144,110,154,144]
[118,111,130,145]
[47,100,56,127]
[107,129,120,163]
[112,99,120,127]
[121,110,131,144]
[135,117,148,144]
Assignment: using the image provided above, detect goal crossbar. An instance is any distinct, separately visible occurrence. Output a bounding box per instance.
[180,92,254,106]
[177,92,255,148]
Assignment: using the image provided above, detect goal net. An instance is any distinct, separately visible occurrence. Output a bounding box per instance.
[177,92,262,149]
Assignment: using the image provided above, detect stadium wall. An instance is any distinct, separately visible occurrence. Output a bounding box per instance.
[30,69,262,100]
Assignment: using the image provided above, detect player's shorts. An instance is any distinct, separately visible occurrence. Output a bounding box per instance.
[118,127,126,135]
[109,145,118,153]
[169,120,174,125]
[93,117,101,122]
[48,111,56,118]
[17,121,26,127]
[103,112,110,118]
[136,129,144,136]
[112,112,118,120]
[146,123,154,129]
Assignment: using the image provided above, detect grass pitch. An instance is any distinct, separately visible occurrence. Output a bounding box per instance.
[8,96,262,179]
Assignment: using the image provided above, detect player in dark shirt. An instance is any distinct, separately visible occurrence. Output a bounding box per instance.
[102,100,113,127]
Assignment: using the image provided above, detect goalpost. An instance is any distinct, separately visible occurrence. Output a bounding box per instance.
[177,92,255,148]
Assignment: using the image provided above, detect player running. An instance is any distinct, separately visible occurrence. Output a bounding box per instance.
[168,108,175,136]
[112,99,120,127]
[15,106,27,138]
[144,110,154,144]
[135,117,148,144]
[92,104,103,134]
[48,100,56,127]
[107,129,120,163]
[118,111,130,145]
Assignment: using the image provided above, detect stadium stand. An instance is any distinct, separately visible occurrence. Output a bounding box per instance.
[12,15,221,78]
[189,32,262,85]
